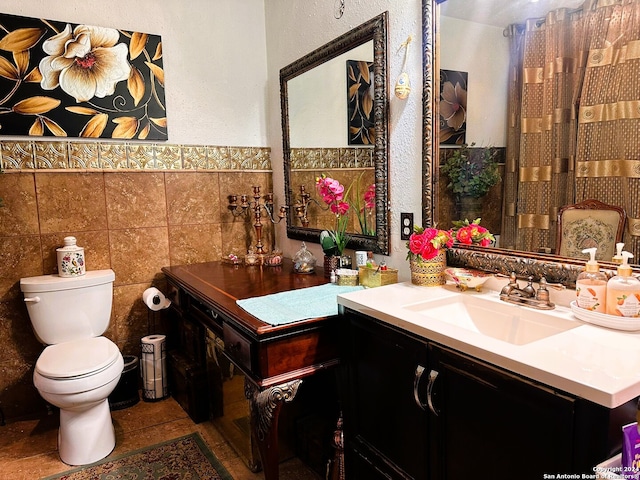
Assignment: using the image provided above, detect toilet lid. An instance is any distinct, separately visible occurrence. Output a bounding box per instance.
[36,337,121,379]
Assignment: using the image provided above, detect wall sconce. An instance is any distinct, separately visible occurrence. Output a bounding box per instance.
[291,185,328,228]
[228,186,287,255]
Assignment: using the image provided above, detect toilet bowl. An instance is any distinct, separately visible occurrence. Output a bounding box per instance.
[20,270,124,466]
[33,337,124,465]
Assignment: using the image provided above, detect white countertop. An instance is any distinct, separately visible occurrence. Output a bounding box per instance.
[337,280,640,409]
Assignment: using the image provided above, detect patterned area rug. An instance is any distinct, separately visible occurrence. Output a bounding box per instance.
[42,433,234,480]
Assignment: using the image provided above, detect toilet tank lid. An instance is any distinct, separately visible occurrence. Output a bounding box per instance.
[20,269,115,293]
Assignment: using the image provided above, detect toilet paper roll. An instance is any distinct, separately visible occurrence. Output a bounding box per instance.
[141,335,167,400]
[142,288,171,311]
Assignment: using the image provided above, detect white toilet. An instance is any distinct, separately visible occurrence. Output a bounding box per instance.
[20,269,124,466]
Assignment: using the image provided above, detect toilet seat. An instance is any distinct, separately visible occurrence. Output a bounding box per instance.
[36,337,120,379]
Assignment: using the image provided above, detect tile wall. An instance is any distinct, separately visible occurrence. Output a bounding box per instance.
[0,140,273,421]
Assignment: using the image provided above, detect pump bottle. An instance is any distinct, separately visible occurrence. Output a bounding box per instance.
[612,243,625,264]
[606,252,640,317]
[576,248,608,313]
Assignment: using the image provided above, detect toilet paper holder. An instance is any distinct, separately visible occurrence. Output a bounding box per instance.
[142,287,171,311]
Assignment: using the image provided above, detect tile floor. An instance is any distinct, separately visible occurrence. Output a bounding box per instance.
[0,396,322,480]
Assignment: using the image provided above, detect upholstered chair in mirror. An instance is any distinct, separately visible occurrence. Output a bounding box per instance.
[556,199,627,261]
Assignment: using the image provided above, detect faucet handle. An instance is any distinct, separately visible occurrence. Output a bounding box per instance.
[522,276,536,297]
[535,277,550,302]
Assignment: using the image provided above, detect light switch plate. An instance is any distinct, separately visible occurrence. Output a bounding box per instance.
[400,213,413,240]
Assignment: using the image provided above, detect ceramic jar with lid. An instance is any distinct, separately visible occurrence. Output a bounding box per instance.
[56,236,86,277]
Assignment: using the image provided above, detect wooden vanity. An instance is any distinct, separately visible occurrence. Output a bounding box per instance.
[161,260,338,480]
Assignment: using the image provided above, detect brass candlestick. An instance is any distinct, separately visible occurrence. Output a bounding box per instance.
[292,185,328,228]
[228,186,287,255]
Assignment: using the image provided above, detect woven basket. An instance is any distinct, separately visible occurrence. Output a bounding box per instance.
[409,250,446,286]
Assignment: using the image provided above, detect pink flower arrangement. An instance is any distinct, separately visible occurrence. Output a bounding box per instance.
[316,175,351,255]
[316,175,350,216]
[451,218,495,246]
[406,226,454,262]
[354,178,376,236]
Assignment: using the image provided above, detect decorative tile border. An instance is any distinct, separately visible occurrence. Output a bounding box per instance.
[0,141,271,171]
[290,147,374,170]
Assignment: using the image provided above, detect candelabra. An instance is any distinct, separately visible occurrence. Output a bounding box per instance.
[228,186,288,255]
[292,185,328,228]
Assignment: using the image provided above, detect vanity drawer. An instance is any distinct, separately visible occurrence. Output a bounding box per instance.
[223,323,253,372]
[165,280,182,308]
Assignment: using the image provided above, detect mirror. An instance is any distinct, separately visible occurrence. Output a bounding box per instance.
[423,0,640,275]
[281,12,389,255]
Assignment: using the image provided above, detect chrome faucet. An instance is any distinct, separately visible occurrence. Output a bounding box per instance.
[499,272,555,310]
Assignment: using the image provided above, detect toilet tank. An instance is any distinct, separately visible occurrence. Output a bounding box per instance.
[20,270,116,345]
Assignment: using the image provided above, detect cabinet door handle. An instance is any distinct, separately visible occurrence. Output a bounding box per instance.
[413,365,427,411]
[426,369,439,417]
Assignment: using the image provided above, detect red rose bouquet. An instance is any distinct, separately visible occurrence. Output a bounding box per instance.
[451,218,494,247]
[406,226,454,261]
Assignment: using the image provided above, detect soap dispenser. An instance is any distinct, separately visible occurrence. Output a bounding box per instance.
[576,248,608,313]
[612,243,625,264]
[606,252,640,317]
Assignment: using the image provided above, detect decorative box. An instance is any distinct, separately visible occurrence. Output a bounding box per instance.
[337,268,359,286]
[358,266,398,288]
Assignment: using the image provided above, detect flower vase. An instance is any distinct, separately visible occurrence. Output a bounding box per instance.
[409,250,447,286]
[456,195,483,222]
[324,255,340,278]
[324,255,353,277]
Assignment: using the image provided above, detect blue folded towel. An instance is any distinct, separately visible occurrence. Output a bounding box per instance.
[236,283,363,325]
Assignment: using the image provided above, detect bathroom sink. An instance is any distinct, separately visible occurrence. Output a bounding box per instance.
[403,294,579,346]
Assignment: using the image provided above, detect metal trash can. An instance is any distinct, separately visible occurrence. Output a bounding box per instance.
[109,355,140,410]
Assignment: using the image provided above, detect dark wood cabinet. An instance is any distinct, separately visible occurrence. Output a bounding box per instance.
[343,311,430,479]
[340,307,636,480]
[428,343,575,480]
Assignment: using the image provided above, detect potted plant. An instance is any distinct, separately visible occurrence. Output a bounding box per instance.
[440,143,500,220]
[316,175,352,275]
[405,226,453,286]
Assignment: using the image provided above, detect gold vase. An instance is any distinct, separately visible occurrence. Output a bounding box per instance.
[409,250,446,286]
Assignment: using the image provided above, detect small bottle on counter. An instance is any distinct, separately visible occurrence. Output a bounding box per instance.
[575,248,607,313]
[366,251,376,268]
[606,252,640,317]
[330,270,337,284]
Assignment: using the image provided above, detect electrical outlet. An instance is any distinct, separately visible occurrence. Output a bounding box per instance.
[400,213,413,240]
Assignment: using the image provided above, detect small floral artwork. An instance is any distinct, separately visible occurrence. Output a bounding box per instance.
[347,60,374,145]
[0,12,167,140]
[439,69,467,145]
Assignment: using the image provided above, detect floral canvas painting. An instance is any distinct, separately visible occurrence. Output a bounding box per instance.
[347,60,374,146]
[439,69,467,145]
[0,13,167,140]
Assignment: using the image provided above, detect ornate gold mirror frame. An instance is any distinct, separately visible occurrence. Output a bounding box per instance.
[280,12,390,255]
[421,0,638,286]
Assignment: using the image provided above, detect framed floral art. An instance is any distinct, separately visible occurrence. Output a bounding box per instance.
[0,12,167,140]
[439,69,467,146]
[346,59,374,146]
